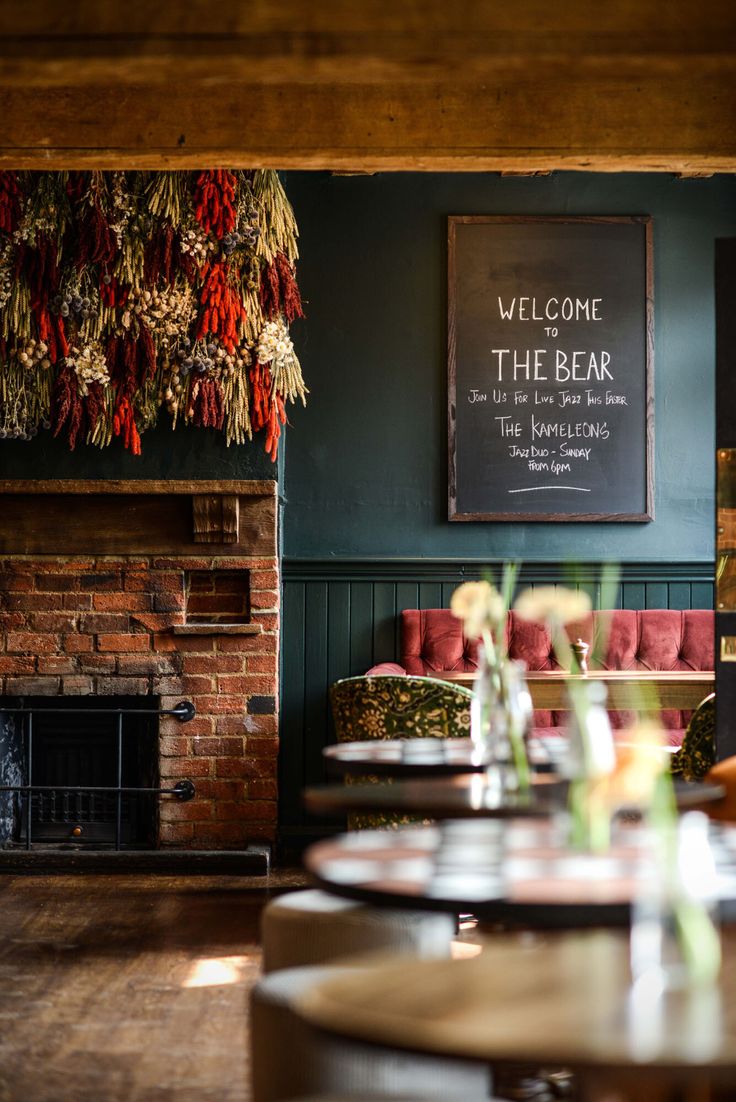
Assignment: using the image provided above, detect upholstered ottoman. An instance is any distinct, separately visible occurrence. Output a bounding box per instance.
[250,964,493,1102]
[261,889,455,973]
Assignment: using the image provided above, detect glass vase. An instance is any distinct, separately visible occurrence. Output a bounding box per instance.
[470,640,502,762]
[471,646,530,792]
[631,812,721,992]
[563,679,616,852]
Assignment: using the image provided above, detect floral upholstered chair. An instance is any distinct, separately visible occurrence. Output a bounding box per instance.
[329,675,473,829]
[671,693,716,782]
[330,674,473,744]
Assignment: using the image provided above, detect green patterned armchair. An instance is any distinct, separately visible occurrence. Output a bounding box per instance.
[329,675,473,828]
[671,693,716,782]
[330,674,473,744]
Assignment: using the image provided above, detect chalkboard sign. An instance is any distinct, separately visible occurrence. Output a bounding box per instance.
[448,216,653,521]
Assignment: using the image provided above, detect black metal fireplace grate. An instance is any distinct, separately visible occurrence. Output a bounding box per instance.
[0,697,195,850]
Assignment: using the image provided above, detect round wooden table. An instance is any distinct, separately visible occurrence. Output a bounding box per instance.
[304,773,568,819]
[305,813,736,928]
[295,928,736,1101]
[304,774,718,821]
[322,736,567,777]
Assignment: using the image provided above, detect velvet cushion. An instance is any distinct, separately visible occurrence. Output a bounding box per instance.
[365,662,407,676]
[402,609,479,675]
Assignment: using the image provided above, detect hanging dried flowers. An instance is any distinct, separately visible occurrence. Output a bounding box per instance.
[0,170,306,458]
[256,318,308,407]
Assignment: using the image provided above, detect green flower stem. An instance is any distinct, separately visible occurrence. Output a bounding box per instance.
[508,717,530,794]
[567,777,611,853]
[481,627,497,668]
[649,773,721,986]
[674,899,722,986]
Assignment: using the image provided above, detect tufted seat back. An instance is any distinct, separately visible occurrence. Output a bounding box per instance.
[393,607,714,737]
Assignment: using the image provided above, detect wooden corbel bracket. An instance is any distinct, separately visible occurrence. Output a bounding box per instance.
[192,494,240,544]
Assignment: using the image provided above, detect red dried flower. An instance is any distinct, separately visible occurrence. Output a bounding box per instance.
[0,172,22,235]
[193,170,237,239]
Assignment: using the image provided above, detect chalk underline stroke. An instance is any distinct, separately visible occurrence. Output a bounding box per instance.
[508,486,591,494]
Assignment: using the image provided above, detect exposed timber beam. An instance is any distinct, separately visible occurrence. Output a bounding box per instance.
[0,0,734,172]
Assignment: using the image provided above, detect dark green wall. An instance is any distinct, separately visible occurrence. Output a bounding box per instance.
[0,421,279,481]
[283,171,736,561]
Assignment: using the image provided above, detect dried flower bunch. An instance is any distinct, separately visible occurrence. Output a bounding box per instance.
[513,585,592,628]
[0,169,307,457]
[450,581,506,644]
[515,585,592,671]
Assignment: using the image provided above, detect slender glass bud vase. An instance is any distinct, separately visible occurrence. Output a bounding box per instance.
[500,660,532,794]
[631,811,721,992]
[564,680,616,852]
[471,645,530,792]
[470,640,501,763]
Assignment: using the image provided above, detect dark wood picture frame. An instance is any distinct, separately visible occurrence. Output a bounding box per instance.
[448,215,654,522]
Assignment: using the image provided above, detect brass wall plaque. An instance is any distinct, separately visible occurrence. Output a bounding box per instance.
[721,636,736,662]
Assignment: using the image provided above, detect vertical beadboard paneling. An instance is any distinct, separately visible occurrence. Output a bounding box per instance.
[279,560,714,843]
[646,582,669,608]
[279,580,307,836]
[372,582,396,668]
[395,582,419,655]
[303,582,329,792]
[326,581,352,745]
[442,581,460,608]
[692,581,714,608]
[349,583,374,675]
[622,582,646,611]
[668,582,692,610]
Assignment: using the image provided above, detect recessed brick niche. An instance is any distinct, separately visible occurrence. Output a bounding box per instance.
[0,480,279,849]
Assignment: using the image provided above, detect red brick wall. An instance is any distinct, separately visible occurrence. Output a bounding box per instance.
[0,555,279,848]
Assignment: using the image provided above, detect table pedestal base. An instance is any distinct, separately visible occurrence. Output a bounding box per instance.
[495,1065,572,1101]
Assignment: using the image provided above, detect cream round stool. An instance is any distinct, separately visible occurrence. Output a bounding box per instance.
[249,964,493,1102]
[261,889,455,973]
[292,1096,494,1101]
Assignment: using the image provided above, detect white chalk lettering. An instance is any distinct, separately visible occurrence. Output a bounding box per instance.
[492,349,548,383]
[496,416,522,437]
[559,443,592,460]
[497,296,603,322]
[555,350,613,383]
[531,417,610,441]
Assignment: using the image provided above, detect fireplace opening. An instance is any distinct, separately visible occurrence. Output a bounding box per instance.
[0,696,160,849]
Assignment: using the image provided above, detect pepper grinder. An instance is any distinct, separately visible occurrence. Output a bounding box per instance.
[571,638,589,674]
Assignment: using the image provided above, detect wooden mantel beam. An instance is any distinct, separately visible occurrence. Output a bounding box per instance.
[0,0,735,172]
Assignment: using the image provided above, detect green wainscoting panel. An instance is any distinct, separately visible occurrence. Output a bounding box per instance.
[279,560,714,847]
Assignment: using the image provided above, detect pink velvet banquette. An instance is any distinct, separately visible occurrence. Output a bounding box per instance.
[367,608,714,747]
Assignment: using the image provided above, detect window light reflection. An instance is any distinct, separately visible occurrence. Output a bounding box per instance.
[183,955,251,988]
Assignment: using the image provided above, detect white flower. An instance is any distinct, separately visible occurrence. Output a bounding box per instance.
[256,319,296,370]
[66,342,110,395]
[450,581,505,640]
[514,585,591,626]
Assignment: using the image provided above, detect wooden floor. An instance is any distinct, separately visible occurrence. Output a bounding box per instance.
[0,870,307,1102]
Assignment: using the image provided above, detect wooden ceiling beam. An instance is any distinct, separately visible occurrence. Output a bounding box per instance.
[0,66,734,173]
[1,0,734,50]
[1,50,736,88]
[0,0,734,171]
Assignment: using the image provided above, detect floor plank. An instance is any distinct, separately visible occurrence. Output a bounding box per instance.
[0,871,306,1102]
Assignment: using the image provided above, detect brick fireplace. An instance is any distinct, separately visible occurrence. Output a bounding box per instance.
[0,480,279,850]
